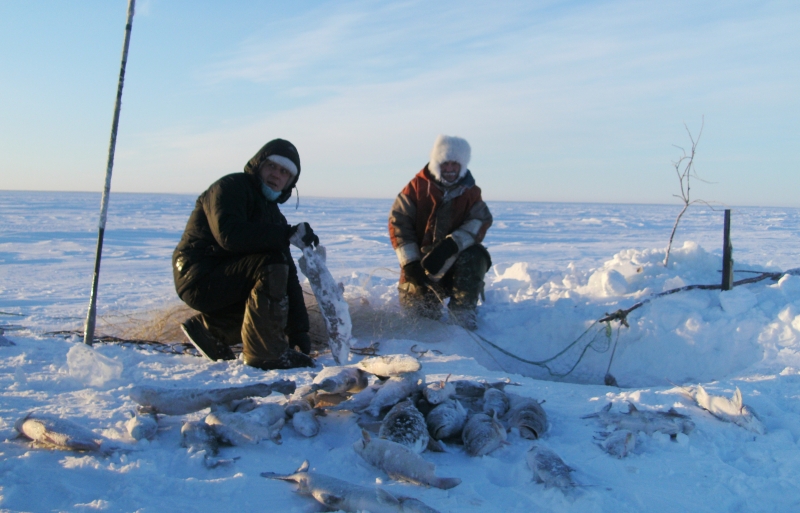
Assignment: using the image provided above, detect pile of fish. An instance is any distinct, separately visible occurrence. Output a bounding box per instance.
[681,385,766,434]
[14,348,769,510]
[127,379,303,468]
[583,402,696,459]
[262,460,441,513]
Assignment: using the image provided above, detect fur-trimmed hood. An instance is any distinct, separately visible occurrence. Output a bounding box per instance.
[428,134,471,185]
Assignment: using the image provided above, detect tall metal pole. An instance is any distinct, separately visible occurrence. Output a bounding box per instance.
[83,0,136,345]
[721,209,734,291]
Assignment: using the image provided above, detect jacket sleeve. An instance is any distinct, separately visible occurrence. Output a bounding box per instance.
[388,182,422,267]
[448,189,492,252]
[285,258,310,335]
[202,177,288,254]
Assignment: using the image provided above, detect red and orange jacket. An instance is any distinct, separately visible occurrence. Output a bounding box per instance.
[388,166,492,280]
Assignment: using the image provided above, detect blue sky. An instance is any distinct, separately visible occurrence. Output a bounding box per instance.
[1,0,798,206]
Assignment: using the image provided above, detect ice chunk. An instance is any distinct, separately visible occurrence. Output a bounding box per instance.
[586,269,628,297]
[67,344,123,387]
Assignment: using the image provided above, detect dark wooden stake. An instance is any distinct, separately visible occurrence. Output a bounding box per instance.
[721,209,734,290]
[83,0,136,345]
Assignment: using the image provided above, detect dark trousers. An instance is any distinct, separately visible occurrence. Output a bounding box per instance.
[399,244,492,315]
[179,252,302,363]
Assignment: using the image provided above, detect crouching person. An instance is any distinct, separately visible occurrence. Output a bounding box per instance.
[173,138,319,370]
[388,135,493,330]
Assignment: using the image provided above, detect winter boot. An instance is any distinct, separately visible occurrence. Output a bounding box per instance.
[244,347,316,371]
[181,314,236,361]
[241,264,293,366]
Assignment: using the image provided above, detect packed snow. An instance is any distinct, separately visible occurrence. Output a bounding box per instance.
[1,190,800,512]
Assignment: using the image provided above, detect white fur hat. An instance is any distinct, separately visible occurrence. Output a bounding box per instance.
[429,134,471,184]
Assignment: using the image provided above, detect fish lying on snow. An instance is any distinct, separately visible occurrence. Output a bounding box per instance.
[424,377,455,405]
[353,431,461,489]
[684,385,765,434]
[130,380,296,415]
[582,402,695,439]
[180,420,237,469]
[262,460,440,512]
[312,365,369,394]
[329,382,383,412]
[15,413,111,454]
[379,400,429,454]
[284,398,322,438]
[595,430,636,458]
[451,379,518,398]
[365,372,425,417]
[504,394,548,440]
[205,403,286,445]
[462,412,507,456]
[291,410,320,437]
[482,388,510,417]
[357,354,421,377]
[426,399,467,441]
[527,444,576,490]
[125,408,158,441]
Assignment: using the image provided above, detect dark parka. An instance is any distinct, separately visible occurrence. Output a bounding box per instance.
[172,146,309,336]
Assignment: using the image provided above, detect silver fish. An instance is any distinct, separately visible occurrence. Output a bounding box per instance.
[379,400,429,454]
[527,445,575,490]
[180,420,220,456]
[15,413,105,453]
[462,412,507,457]
[357,354,421,377]
[262,460,404,513]
[688,386,765,434]
[125,409,158,441]
[426,399,467,441]
[205,403,286,445]
[596,429,636,458]
[284,398,313,418]
[354,430,461,490]
[314,392,350,408]
[329,382,383,412]
[505,394,548,439]
[582,402,695,439]
[298,244,352,365]
[365,372,425,417]
[312,365,369,394]
[292,410,320,437]
[130,380,295,415]
[210,398,260,414]
[482,388,510,417]
[452,379,517,398]
[180,420,236,469]
[423,378,455,405]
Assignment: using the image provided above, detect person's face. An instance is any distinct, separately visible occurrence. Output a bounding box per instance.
[258,159,293,192]
[440,161,461,183]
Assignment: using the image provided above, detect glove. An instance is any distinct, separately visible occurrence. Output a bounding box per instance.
[402,261,430,288]
[288,332,312,355]
[288,222,319,248]
[421,237,459,275]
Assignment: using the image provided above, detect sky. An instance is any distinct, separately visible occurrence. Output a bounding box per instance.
[1,0,798,206]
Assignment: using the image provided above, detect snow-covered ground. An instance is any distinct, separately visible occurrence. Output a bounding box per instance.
[1,190,800,512]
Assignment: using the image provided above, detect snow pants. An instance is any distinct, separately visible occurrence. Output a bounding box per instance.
[177,252,307,363]
[399,244,492,317]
